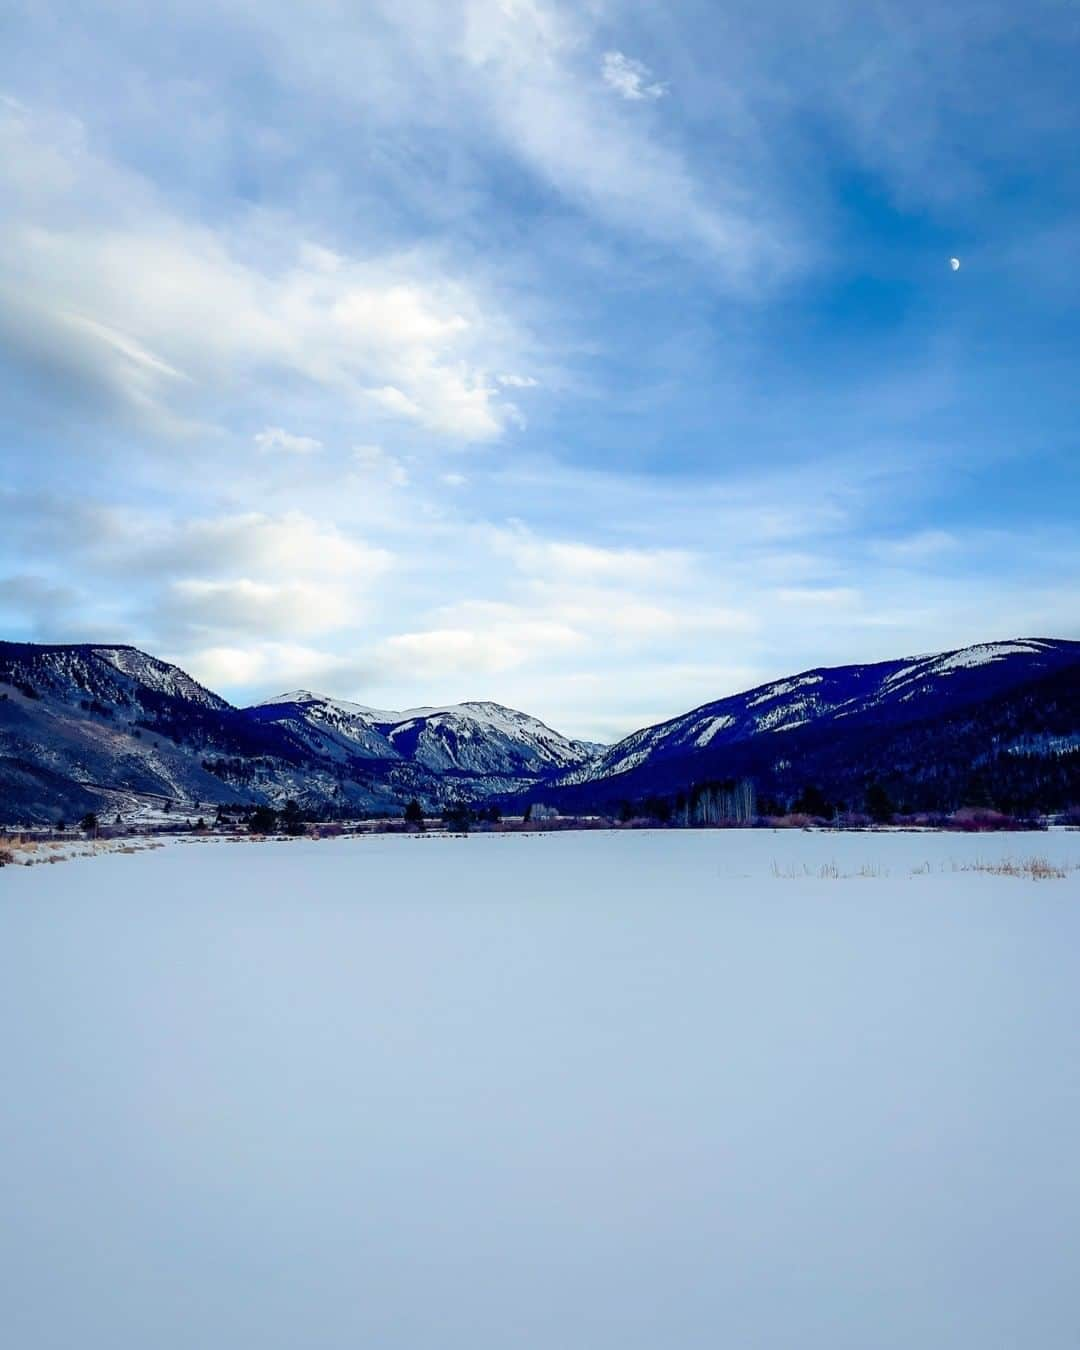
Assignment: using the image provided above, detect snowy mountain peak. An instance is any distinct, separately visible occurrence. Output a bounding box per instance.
[0,642,230,712]
[249,690,601,778]
[561,637,1080,787]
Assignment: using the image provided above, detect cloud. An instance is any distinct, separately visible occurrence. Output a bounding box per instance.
[254,427,323,455]
[871,529,960,563]
[601,51,666,102]
[180,642,367,694]
[453,0,795,280]
[377,617,583,678]
[0,103,530,442]
[124,512,392,583]
[491,525,693,584]
[0,573,82,635]
[352,444,409,487]
[161,578,352,639]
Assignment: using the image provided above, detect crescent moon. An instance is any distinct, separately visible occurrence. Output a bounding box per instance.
[950,257,961,271]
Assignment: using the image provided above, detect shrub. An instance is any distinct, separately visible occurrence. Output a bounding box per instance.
[949,808,1036,832]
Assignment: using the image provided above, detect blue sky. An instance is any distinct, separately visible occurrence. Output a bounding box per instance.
[2,0,1078,740]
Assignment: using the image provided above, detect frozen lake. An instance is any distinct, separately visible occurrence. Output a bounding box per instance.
[4,829,1080,1349]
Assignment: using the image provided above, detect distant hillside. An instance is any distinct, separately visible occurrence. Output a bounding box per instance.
[542,639,1080,817]
[0,643,599,825]
[3,637,1080,826]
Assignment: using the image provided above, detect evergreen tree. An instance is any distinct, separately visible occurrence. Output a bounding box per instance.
[280,799,305,836]
[248,805,277,834]
[793,784,833,819]
[865,783,895,825]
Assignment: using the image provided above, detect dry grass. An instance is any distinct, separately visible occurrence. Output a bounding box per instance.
[906,855,1077,880]
[772,854,1079,882]
[1,837,167,867]
[953,855,1072,881]
[771,860,890,880]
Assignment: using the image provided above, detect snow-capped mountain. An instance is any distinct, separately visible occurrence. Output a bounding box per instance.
[0,643,600,824]
[0,642,228,713]
[0,642,320,825]
[3,636,1079,825]
[562,640,1080,787]
[252,690,602,777]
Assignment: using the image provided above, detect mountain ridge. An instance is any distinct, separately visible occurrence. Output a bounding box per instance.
[0,641,601,824]
[2,636,1079,824]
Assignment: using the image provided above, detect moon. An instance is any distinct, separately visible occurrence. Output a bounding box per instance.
[950,257,961,271]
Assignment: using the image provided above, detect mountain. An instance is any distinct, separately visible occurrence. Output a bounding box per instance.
[0,643,600,825]
[250,691,601,779]
[0,642,326,825]
[544,639,1080,816]
[4,637,1080,827]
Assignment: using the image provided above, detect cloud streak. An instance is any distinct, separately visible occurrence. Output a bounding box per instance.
[601,51,666,102]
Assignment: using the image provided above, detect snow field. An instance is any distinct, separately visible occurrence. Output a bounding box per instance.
[3,829,1080,1349]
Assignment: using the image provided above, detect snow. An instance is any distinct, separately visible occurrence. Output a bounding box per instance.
[92,646,227,707]
[746,673,824,707]
[600,744,652,776]
[4,829,1080,1349]
[693,714,735,746]
[259,690,400,722]
[258,692,595,769]
[881,640,1051,692]
[754,695,819,732]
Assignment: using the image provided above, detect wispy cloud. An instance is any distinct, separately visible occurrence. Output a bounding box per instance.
[0,103,531,444]
[4,0,1080,738]
[254,427,323,455]
[601,51,666,102]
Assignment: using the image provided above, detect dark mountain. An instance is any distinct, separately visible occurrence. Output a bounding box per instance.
[0,643,599,825]
[544,639,1080,817]
[4,637,1080,827]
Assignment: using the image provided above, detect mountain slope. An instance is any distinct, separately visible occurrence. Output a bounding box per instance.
[0,644,600,824]
[4,637,1080,826]
[252,691,601,778]
[546,639,1080,814]
[0,643,321,824]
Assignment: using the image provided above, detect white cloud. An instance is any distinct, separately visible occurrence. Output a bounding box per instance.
[0,103,529,443]
[453,0,795,280]
[872,529,959,563]
[377,617,583,677]
[491,525,694,584]
[254,426,323,455]
[353,444,409,486]
[181,642,359,693]
[163,578,352,638]
[601,51,667,103]
[129,512,391,582]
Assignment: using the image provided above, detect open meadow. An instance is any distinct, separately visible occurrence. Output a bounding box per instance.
[4,828,1080,1349]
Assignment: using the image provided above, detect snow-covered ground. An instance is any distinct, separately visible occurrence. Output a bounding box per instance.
[3,829,1080,1349]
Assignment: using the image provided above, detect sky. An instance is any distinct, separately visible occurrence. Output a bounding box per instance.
[2,0,1079,742]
